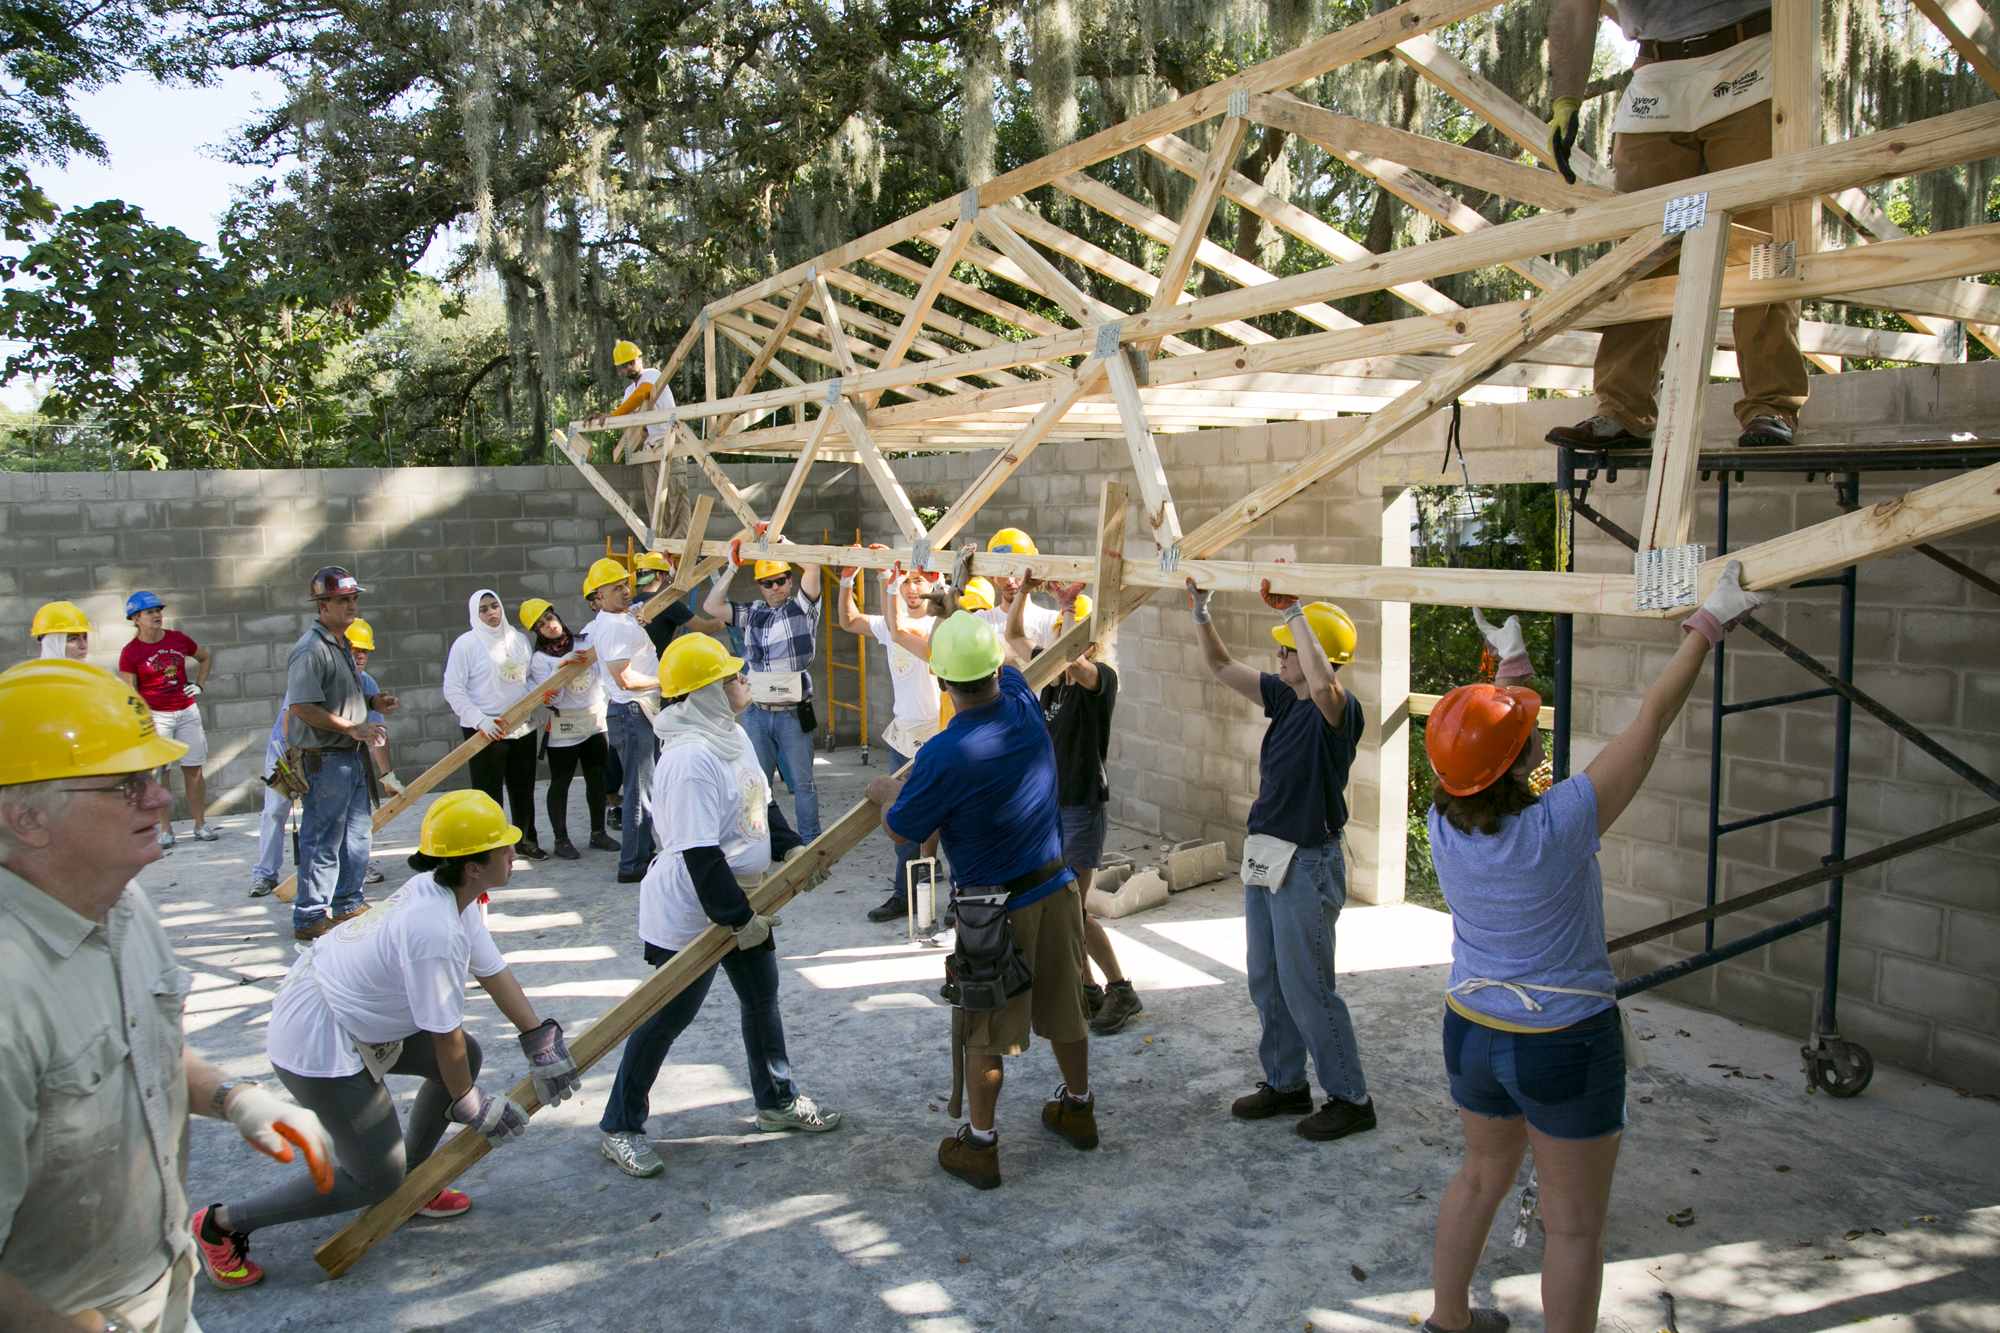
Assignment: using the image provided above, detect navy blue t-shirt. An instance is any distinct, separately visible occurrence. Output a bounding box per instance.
[886,665,1073,908]
[643,599,696,654]
[1246,674,1363,847]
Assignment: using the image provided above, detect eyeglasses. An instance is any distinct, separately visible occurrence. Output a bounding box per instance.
[63,772,160,806]
[757,576,791,588]
[1275,646,1296,660]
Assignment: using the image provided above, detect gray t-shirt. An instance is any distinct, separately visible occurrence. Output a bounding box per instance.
[285,620,368,749]
[1614,0,1767,43]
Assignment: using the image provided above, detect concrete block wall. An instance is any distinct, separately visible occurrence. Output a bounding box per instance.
[0,464,668,817]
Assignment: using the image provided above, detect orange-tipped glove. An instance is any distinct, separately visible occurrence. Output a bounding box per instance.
[1259,558,1297,612]
[225,1084,335,1193]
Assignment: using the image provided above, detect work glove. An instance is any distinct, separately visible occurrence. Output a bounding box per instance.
[952,542,978,596]
[1048,580,1086,621]
[1259,570,1298,613]
[476,718,507,742]
[732,911,782,950]
[1548,95,1581,185]
[224,1084,335,1193]
[517,1018,580,1107]
[448,1086,530,1145]
[781,845,829,892]
[1682,560,1772,645]
[183,683,203,699]
[1473,608,1533,679]
[1186,577,1212,625]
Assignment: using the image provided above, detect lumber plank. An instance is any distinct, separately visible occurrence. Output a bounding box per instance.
[1821,187,1999,356]
[763,405,840,543]
[1637,209,1733,552]
[663,496,714,599]
[973,210,1117,325]
[677,423,766,532]
[923,360,1109,549]
[1393,32,1615,189]
[551,426,649,540]
[1770,0,1822,254]
[1142,115,1251,352]
[714,283,814,437]
[863,246,1070,340]
[1093,481,1129,652]
[834,398,928,543]
[821,264,1038,368]
[703,320,716,405]
[812,275,863,380]
[1913,0,2000,95]
[866,217,982,409]
[1104,347,1185,547]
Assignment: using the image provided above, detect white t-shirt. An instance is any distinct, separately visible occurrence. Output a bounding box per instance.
[528,647,606,747]
[639,740,773,951]
[978,598,1061,651]
[587,611,660,706]
[266,874,508,1078]
[635,368,675,446]
[863,613,939,729]
[442,628,535,739]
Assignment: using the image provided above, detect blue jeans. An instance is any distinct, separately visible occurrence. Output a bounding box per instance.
[607,703,656,877]
[1243,836,1368,1103]
[744,704,820,843]
[254,785,289,883]
[295,750,372,931]
[599,941,797,1132]
[886,745,919,898]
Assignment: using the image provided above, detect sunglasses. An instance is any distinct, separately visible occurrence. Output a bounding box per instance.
[757,576,792,588]
[64,772,161,807]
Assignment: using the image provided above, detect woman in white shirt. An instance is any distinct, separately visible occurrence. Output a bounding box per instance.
[522,597,617,861]
[596,633,842,1179]
[192,791,579,1287]
[442,588,546,860]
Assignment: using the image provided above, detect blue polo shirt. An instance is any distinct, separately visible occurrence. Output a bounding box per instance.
[886,665,1073,908]
[1246,675,1363,847]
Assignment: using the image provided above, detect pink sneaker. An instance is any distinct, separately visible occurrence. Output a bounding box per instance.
[417,1187,472,1218]
[190,1207,264,1290]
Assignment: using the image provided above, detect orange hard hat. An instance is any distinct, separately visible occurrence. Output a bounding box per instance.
[1425,683,1541,797]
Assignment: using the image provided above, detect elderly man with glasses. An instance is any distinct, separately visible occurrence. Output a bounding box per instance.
[702,538,825,845]
[0,661,332,1332]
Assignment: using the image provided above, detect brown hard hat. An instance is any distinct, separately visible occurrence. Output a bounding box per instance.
[310,566,366,600]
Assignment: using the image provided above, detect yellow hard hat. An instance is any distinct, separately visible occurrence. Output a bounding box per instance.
[0,660,188,783]
[752,560,792,581]
[612,339,641,366]
[1071,594,1092,622]
[660,633,744,698]
[345,618,376,652]
[419,790,521,858]
[634,552,673,574]
[583,557,631,595]
[518,598,554,632]
[988,528,1037,556]
[31,602,90,638]
[929,611,1005,683]
[1271,602,1357,665]
[957,577,996,612]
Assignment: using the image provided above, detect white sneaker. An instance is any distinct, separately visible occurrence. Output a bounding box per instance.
[156,829,175,849]
[191,825,220,842]
[756,1094,843,1134]
[600,1131,665,1178]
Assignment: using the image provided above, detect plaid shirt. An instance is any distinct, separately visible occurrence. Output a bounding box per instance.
[732,591,821,700]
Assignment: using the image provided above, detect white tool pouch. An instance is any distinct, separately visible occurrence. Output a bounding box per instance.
[1239,833,1299,892]
[749,670,805,705]
[1612,34,1772,134]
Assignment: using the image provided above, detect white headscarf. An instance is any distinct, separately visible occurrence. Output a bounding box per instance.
[653,677,749,761]
[466,588,529,673]
[38,635,66,660]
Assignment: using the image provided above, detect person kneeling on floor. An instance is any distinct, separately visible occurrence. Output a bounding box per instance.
[598,634,841,1179]
[195,790,579,1289]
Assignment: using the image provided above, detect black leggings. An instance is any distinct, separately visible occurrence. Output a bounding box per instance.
[226,1032,484,1232]
[464,728,537,845]
[546,732,609,839]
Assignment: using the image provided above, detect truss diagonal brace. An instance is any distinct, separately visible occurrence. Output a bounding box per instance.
[1100,324,1185,553]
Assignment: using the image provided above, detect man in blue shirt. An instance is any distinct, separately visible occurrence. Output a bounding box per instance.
[864,609,1097,1190]
[1190,578,1374,1142]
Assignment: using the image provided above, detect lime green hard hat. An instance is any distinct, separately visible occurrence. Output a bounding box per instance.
[928,611,1005,683]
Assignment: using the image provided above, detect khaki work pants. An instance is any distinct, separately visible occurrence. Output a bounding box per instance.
[1593,96,1809,435]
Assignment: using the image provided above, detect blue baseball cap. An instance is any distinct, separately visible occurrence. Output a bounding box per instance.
[125,591,165,620]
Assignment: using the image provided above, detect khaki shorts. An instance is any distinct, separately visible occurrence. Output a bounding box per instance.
[153,705,207,768]
[964,885,1089,1057]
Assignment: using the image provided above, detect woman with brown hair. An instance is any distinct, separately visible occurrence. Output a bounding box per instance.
[522,598,618,860]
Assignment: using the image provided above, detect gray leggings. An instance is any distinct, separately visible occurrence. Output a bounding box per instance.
[222,1032,483,1233]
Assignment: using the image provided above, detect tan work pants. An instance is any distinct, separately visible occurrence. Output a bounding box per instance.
[1593,96,1809,434]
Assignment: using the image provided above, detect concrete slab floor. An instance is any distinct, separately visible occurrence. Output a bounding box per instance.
[148,749,2000,1333]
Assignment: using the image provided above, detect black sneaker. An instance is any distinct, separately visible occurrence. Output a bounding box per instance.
[553,838,580,860]
[1737,413,1796,448]
[516,841,549,862]
[1545,413,1649,448]
[589,832,621,853]
[617,869,647,884]
[1231,1081,1314,1120]
[1296,1095,1378,1142]
[1423,1309,1511,1333]
[606,807,623,831]
[867,892,908,923]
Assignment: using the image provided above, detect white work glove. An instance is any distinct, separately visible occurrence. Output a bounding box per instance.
[732,911,782,950]
[1683,559,1772,645]
[837,574,854,589]
[183,683,203,699]
[783,845,827,892]
[1186,578,1212,625]
[224,1084,335,1193]
[476,718,506,742]
[1472,608,1532,678]
[380,771,405,797]
[448,1086,530,1145]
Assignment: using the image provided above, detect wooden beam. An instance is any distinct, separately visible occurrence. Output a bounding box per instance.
[1393,32,1616,189]
[552,426,649,540]
[1822,187,2000,357]
[811,274,862,380]
[1104,346,1185,548]
[863,246,1070,340]
[1092,480,1129,652]
[714,283,814,437]
[924,360,1109,550]
[658,495,713,601]
[822,264,1040,370]
[973,210,1118,325]
[1637,210,1733,553]
[1913,0,2000,95]
[646,459,670,537]
[1770,0,1822,255]
[1142,114,1252,352]
[703,318,717,406]
[677,422,765,532]
[866,212,982,408]
[763,405,840,544]
[833,398,927,543]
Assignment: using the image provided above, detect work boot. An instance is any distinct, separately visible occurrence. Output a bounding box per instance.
[1041,1083,1099,1150]
[1421,1310,1510,1333]
[939,1124,1001,1190]
[601,1131,665,1178]
[1090,981,1142,1035]
[516,840,549,862]
[294,917,334,943]
[1084,983,1104,1016]
[606,806,623,831]
[589,831,620,853]
[554,837,580,860]
[1544,414,1649,448]
[1737,413,1796,448]
[866,892,907,923]
[1231,1081,1313,1120]
[329,903,369,925]
[1296,1095,1378,1142]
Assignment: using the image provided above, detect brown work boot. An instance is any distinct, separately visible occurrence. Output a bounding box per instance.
[1231,1081,1313,1120]
[938,1124,1001,1190]
[294,917,334,942]
[1296,1095,1378,1142]
[1544,414,1649,448]
[329,903,369,925]
[1041,1083,1099,1150]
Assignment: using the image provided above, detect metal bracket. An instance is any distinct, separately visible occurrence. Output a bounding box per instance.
[1634,544,1705,609]
[825,377,843,406]
[806,264,817,283]
[1094,321,1123,360]
[960,188,979,223]
[1158,546,1181,574]
[912,537,933,572]
[699,309,709,331]
[1662,192,1709,235]
[1122,345,1150,387]
[1747,239,1795,281]
[1227,89,1248,118]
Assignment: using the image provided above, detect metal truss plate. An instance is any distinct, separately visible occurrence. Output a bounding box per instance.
[1662,192,1709,235]
[1634,543,1705,609]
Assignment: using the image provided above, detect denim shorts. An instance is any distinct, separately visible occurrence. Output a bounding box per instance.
[1060,803,1108,873]
[1442,1004,1626,1141]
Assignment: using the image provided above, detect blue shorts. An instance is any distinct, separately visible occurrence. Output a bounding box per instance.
[1060,803,1108,874]
[1442,1005,1626,1141]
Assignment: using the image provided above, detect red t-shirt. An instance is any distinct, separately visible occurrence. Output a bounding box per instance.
[119,630,200,711]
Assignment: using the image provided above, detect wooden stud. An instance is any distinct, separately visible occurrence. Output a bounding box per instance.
[923,359,1109,549]
[676,422,765,532]
[1393,32,1616,189]
[658,495,714,602]
[713,283,814,437]
[552,426,649,540]
[1636,209,1733,553]
[703,319,717,406]
[833,398,927,543]
[1913,0,2000,95]
[1103,345,1185,548]
[1770,0,1822,256]
[865,217,982,407]
[1092,480,1129,652]
[763,405,840,544]
[973,210,1119,325]
[1140,115,1252,352]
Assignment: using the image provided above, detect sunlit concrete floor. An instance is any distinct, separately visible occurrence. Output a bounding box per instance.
[151,747,2000,1333]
